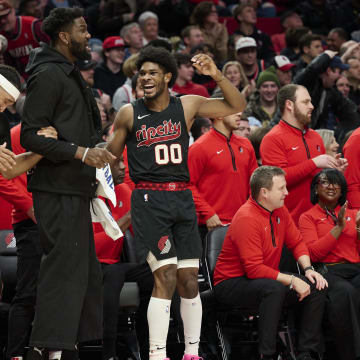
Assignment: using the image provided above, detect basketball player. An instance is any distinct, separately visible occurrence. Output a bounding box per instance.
[107,45,246,360]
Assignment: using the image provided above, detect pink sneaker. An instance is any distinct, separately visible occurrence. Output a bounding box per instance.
[182,355,203,360]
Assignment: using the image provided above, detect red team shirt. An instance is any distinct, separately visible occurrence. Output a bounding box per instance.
[214,197,309,286]
[188,129,257,224]
[299,204,360,264]
[261,120,325,224]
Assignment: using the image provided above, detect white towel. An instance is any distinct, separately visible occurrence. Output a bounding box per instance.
[90,163,122,240]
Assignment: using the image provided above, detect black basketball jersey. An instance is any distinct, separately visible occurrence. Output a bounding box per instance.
[126,96,190,184]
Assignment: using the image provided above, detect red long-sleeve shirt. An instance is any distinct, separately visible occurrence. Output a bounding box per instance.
[0,124,33,225]
[93,183,132,264]
[188,129,257,225]
[343,127,360,210]
[260,120,325,224]
[213,197,309,286]
[299,204,360,263]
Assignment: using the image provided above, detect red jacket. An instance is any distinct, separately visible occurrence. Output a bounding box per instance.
[93,183,132,264]
[299,203,360,263]
[260,120,325,224]
[0,124,33,225]
[213,197,309,286]
[172,81,209,97]
[188,129,257,224]
[343,127,360,210]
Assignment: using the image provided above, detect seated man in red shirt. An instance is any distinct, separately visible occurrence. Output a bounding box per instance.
[93,151,153,360]
[213,166,328,360]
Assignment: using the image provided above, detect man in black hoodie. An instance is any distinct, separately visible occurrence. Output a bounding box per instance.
[20,7,115,360]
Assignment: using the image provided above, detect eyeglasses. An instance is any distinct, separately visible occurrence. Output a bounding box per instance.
[317,180,341,189]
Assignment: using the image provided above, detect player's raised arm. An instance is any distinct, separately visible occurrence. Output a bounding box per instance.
[107,103,134,158]
[182,54,246,120]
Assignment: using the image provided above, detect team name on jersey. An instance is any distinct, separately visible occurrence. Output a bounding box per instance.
[9,44,34,58]
[136,119,182,147]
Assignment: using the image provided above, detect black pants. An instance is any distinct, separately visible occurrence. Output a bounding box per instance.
[214,274,326,356]
[6,219,42,358]
[30,192,103,350]
[101,262,153,339]
[323,263,360,360]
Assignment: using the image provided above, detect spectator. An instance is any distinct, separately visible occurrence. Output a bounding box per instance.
[188,110,257,238]
[295,34,324,74]
[299,169,360,360]
[315,129,339,158]
[138,11,168,46]
[190,1,228,63]
[97,0,134,39]
[0,0,48,79]
[248,125,270,165]
[243,67,280,125]
[112,53,139,112]
[343,127,360,209]
[76,58,97,87]
[272,55,296,87]
[180,25,204,55]
[235,37,265,83]
[296,0,335,37]
[155,0,190,37]
[212,60,252,98]
[233,3,274,62]
[271,10,303,55]
[94,36,126,99]
[332,0,360,35]
[335,75,350,98]
[344,57,360,106]
[226,33,242,61]
[89,38,103,64]
[214,165,327,360]
[339,40,360,61]
[294,51,360,138]
[172,53,209,97]
[280,26,311,62]
[327,27,348,52]
[261,84,345,224]
[233,116,251,138]
[120,22,143,61]
[18,0,43,18]
[190,117,211,142]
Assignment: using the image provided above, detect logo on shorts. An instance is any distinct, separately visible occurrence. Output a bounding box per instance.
[144,194,149,202]
[4,233,16,248]
[239,146,243,153]
[158,235,171,254]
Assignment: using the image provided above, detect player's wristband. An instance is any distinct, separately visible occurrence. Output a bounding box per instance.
[81,147,89,163]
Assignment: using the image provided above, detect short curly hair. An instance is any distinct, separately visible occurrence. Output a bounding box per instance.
[136,46,178,88]
[42,7,84,44]
[310,169,347,206]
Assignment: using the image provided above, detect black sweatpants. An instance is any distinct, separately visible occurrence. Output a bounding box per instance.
[7,219,42,358]
[30,191,103,350]
[214,274,326,356]
[324,263,360,360]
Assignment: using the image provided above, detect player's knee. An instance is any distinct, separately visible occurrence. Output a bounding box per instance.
[154,265,178,294]
[177,268,199,297]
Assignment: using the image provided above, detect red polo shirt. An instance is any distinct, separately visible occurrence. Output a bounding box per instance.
[299,204,360,263]
[172,81,209,97]
[188,129,257,224]
[213,197,309,286]
[343,127,360,210]
[260,120,325,224]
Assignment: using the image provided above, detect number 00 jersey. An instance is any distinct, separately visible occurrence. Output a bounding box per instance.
[126,96,190,184]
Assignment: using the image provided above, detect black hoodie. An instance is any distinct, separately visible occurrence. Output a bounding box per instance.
[21,43,102,196]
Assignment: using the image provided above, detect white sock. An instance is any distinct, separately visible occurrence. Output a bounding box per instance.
[147,297,171,360]
[181,293,202,356]
[49,351,62,360]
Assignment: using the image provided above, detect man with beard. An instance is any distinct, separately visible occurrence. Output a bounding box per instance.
[20,7,115,360]
[107,45,246,360]
[260,84,346,225]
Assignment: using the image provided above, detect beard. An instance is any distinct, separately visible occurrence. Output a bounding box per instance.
[294,103,311,127]
[69,37,91,61]
[144,81,166,100]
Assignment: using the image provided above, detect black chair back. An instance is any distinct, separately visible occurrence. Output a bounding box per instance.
[204,225,229,289]
[122,230,138,264]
